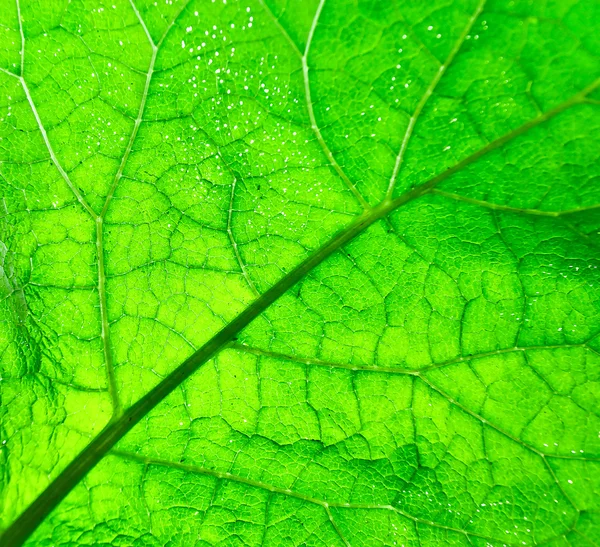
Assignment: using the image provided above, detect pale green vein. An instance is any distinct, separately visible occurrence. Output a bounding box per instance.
[257,0,303,59]
[433,189,600,217]
[17,64,122,420]
[19,79,96,218]
[2,79,596,547]
[15,0,24,77]
[7,0,122,419]
[0,67,18,78]
[259,0,369,209]
[325,505,351,547]
[111,449,521,547]
[562,220,600,250]
[416,374,590,522]
[100,0,158,219]
[94,0,161,418]
[226,173,260,297]
[303,0,370,210]
[230,341,588,375]
[417,374,600,463]
[386,0,487,198]
[100,0,191,217]
[94,214,120,415]
[214,142,261,297]
[541,455,580,517]
[7,0,193,425]
[573,529,600,547]
[230,341,600,465]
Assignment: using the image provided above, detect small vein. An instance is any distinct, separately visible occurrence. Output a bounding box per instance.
[303,0,371,210]
[19,78,96,218]
[206,139,261,297]
[230,341,588,375]
[96,0,192,419]
[14,3,120,415]
[411,77,599,198]
[127,0,155,47]
[102,0,192,218]
[418,375,600,462]
[562,220,600,251]
[574,529,600,547]
[432,189,600,218]
[386,0,487,198]
[325,505,351,547]
[15,0,24,76]
[95,215,120,417]
[227,175,260,297]
[258,0,303,60]
[6,81,596,547]
[0,67,19,79]
[111,449,518,546]
[544,452,600,462]
[541,455,580,516]
[101,0,158,218]
[231,342,600,464]
[230,341,420,374]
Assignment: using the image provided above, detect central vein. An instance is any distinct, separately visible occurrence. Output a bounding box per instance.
[2,64,597,547]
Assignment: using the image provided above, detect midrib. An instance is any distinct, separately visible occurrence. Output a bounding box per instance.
[1,81,596,547]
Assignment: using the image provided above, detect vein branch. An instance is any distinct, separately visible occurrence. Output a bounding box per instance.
[231,341,600,464]
[303,0,370,210]
[101,1,158,218]
[386,0,486,198]
[17,28,122,424]
[258,0,303,59]
[16,0,24,76]
[432,189,600,217]
[227,175,260,297]
[230,341,588,375]
[417,373,595,524]
[541,455,580,516]
[96,0,192,418]
[0,67,20,78]
[407,78,598,198]
[325,506,351,547]
[3,80,596,547]
[96,216,120,416]
[20,78,96,218]
[111,450,518,546]
[102,0,192,219]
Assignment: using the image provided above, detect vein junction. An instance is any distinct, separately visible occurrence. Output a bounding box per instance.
[1,0,599,544]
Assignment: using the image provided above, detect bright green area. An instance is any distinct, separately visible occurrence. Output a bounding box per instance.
[0,0,599,545]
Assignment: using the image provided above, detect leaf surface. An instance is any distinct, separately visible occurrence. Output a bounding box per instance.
[1,0,600,545]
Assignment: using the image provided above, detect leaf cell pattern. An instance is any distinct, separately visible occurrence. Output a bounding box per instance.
[0,0,599,545]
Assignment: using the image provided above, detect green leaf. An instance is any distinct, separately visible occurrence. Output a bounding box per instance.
[1,0,599,545]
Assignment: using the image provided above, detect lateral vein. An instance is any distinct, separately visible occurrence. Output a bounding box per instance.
[111,449,521,547]
[302,0,371,210]
[432,189,600,217]
[386,0,487,198]
[2,78,596,547]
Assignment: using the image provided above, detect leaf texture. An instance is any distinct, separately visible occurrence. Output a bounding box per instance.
[1,0,599,545]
